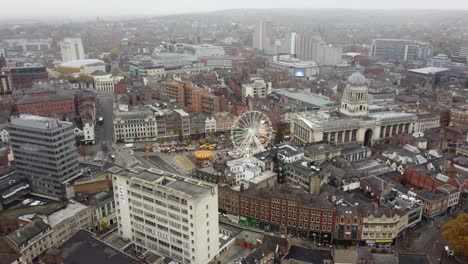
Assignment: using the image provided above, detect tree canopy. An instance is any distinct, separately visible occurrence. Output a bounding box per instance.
[442,213,468,256]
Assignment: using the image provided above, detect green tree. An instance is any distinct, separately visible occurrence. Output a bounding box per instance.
[195,129,200,140]
[274,131,284,145]
[109,47,120,60]
[76,74,94,84]
[100,221,109,230]
[442,213,468,257]
[111,67,123,76]
[178,130,184,143]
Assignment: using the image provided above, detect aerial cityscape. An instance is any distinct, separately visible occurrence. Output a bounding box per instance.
[0,1,468,264]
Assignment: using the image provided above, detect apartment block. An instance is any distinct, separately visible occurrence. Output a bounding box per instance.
[163,81,222,113]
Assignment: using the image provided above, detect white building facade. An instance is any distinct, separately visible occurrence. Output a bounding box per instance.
[112,166,219,264]
[0,128,9,142]
[60,37,85,62]
[291,72,426,146]
[241,78,272,104]
[93,74,121,94]
[113,109,158,143]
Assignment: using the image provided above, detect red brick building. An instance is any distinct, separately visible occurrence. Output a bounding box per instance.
[16,91,75,117]
[403,164,443,192]
[239,187,336,244]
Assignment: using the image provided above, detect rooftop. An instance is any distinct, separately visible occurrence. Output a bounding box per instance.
[271,57,319,68]
[58,230,139,264]
[17,92,74,105]
[333,249,358,263]
[0,202,65,220]
[415,189,448,202]
[282,246,332,263]
[6,218,50,247]
[436,184,459,194]
[242,186,334,209]
[273,90,335,108]
[58,59,105,69]
[348,72,368,86]
[115,166,216,199]
[47,200,88,227]
[408,67,450,75]
[10,115,74,130]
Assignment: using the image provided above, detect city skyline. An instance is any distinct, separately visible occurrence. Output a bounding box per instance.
[1,0,468,18]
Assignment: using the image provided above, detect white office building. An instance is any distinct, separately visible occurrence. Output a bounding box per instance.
[179,44,225,58]
[430,54,451,68]
[319,45,343,66]
[370,39,433,61]
[111,166,219,264]
[60,37,85,62]
[241,78,272,104]
[270,55,320,78]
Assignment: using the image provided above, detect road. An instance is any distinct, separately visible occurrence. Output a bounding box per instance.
[98,95,114,150]
[394,210,466,264]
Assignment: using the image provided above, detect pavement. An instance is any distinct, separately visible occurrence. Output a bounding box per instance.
[77,95,114,163]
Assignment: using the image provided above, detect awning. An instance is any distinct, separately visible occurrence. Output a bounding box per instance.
[375,239,393,243]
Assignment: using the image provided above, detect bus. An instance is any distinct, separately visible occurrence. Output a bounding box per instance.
[123,143,134,149]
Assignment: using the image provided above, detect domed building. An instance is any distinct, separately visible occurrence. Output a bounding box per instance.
[291,72,438,146]
[340,72,369,117]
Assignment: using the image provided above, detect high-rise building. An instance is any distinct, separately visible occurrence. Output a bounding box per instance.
[460,39,468,58]
[253,20,273,52]
[60,37,85,62]
[295,33,322,61]
[9,115,80,198]
[319,45,343,66]
[280,32,297,55]
[0,48,7,58]
[112,166,219,264]
[370,39,433,61]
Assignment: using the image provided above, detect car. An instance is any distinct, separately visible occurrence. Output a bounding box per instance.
[110,154,116,159]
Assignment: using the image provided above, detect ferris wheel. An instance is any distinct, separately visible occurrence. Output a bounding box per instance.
[231,111,273,156]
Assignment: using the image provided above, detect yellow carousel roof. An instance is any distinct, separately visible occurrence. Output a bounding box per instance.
[195,150,212,159]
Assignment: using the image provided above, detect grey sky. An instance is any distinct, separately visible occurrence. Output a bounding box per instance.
[2,0,468,17]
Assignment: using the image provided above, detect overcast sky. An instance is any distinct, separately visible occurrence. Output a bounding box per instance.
[2,0,468,17]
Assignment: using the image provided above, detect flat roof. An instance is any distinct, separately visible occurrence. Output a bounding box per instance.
[59,230,139,264]
[58,59,105,69]
[116,166,216,199]
[0,202,65,220]
[274,90,334,108]
[283,245,332,262]
[408,67,450,75]
[10,115,74,130]
[48,201,88,227]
